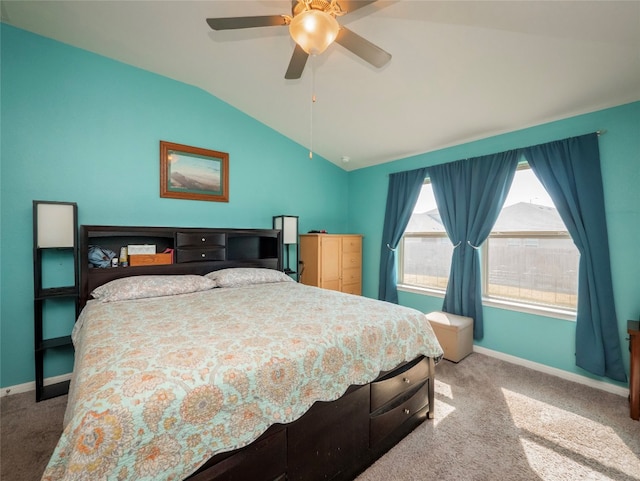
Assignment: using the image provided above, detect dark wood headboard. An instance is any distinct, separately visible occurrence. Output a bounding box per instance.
[80,225,282,307]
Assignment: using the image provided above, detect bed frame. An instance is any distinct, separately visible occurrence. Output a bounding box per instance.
[80,225,437,481]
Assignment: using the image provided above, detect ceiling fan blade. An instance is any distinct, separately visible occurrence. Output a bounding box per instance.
[335,27,391,68]
[206,15,287,31]
[285,44,309,79]
[338,0,378,14]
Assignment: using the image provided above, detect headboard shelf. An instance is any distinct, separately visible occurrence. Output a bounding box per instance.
[80,225,282,306]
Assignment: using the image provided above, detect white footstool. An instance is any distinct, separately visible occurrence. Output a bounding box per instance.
[426,311,474,362]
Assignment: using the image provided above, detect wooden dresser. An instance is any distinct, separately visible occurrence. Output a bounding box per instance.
[299,234,362,295]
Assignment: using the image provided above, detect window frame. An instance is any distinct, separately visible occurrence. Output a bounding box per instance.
[398,176,450,294]
[480,230,577,319]
[399,231,451,294]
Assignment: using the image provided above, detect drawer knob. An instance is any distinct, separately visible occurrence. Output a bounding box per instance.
[201,237,206,242]
[403,408,411,415]
[403,377,411,384]
[201,253,206,258]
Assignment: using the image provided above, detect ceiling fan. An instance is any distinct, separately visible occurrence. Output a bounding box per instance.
[206,0,391,79]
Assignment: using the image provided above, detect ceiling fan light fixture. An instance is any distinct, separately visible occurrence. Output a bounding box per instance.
[289,9,339,55]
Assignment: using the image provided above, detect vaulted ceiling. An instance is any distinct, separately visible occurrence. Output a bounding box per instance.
[2,1,639,170]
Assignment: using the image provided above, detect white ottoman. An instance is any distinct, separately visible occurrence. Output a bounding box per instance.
[426,311,474,362]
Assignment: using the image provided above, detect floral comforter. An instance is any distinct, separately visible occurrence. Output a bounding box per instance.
[42,281,443,480]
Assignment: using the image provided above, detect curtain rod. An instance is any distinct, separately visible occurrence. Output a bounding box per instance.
[387,130,607,176]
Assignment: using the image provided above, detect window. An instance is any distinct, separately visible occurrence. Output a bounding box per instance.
[484,165,578,310]
[399,163,579,312]
[400,181,450,291]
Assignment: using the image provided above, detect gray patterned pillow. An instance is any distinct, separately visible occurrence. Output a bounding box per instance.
[91,275,216,302]
[205,268,293,288]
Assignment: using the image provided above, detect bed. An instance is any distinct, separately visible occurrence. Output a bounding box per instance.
[42,225,443,481]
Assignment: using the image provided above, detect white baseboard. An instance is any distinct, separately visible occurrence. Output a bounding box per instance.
[1,373,72,398]
[473,346,629,398]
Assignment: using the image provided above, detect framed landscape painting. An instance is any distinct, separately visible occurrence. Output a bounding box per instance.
[160,141,229,202]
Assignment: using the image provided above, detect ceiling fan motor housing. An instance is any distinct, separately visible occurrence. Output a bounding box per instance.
[292,0,344,17]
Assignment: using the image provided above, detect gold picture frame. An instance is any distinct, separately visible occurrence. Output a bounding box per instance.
[160,141,229,202]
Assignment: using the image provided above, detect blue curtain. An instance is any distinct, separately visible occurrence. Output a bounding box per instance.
[379,167,429,303]
[521,133,626,382]
[428,152,519,339]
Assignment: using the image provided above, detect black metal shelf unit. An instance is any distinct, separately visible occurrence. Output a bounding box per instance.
[33,201,79,402]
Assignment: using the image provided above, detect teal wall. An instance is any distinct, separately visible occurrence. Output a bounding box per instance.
[349,101,640,387]
[0,25,349,388]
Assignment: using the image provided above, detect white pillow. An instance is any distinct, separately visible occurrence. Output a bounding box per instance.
[91,275,216,302]
[205,268,293,288]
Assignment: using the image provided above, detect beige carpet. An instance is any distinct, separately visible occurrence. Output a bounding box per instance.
[1,389,68,481]
[2,353,639,481]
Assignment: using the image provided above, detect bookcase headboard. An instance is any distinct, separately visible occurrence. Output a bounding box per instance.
[80,225,282,306]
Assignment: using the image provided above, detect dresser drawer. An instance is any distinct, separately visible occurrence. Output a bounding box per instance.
[370,381,429,446]
[342,236,362,254]
[176,248,225,263]
[176,232,225,248]
[342,252,361,269]
[371,356,429,413]
[342,267,361,285]
[342,283,361,296]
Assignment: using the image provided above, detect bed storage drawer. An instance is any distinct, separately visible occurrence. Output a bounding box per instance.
[370,356,429,412]
[369,381,429,446]
[176,248,225,263]
[176,232,226,248]
[176,231,226,264]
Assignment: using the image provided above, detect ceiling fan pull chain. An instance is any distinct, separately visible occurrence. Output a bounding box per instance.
[309,55,317,159]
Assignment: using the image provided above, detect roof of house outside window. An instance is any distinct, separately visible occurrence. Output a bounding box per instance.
[406,202,566,233]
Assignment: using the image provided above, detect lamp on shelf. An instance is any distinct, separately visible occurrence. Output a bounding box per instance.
[33,200,79,298]
[34,201,77,248]
[273,215,299,277]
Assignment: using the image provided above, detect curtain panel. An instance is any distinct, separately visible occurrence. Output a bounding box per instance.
[378,167,429,303]
[427,152,519,339]
[520,133,626,382]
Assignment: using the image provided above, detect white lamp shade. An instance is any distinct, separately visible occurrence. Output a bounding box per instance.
[289,9,339,55]
[36,203,76,247]
[274,216,298,245]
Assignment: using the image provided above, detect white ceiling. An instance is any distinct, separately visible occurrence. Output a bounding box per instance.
[2,1,639,171]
